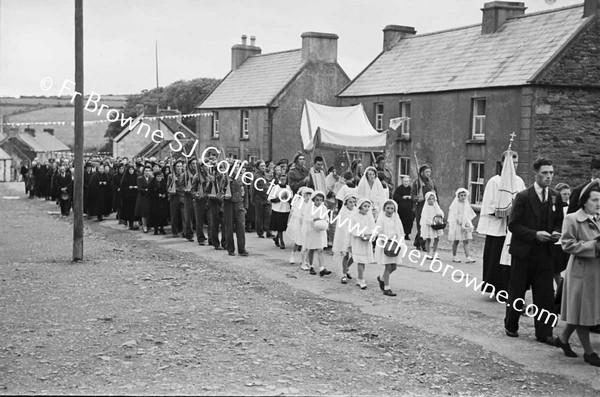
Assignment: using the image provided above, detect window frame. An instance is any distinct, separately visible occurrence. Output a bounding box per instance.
[211,111,219,138]
[399,101,411,136]
[471,98,486,140]
[397,156,411,185]
[241,109,249,139]
[374,103,384,132]
[468,161,485,205]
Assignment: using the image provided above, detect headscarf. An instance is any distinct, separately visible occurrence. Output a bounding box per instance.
[495,150,520,217]
[356,166,386,215]
[357,197,373,211]
[310,190,326,202]
[448,188,476,230]
[579,178,600,208]
[420,191,444,229]
[376,199,405,240]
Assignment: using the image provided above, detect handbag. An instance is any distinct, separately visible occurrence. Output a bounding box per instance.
[60,191,70,201]
[383,239,400,257]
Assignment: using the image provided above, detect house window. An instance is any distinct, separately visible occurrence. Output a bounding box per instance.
[468,161,485,205]
[241,110,249,139]
[247,154,258,164]
[399,101,411,135]
[471,98,486,139]
[211,111,219,138]
[226,147,239,159]
[375,103,384,131]
[397,156,411,185]
[347,151,362,163]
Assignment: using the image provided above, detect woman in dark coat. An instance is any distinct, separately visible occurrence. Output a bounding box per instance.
[83,163,93,215]
[112,163,126,223]
[87,166,111,221]
[120,165,139,229]
[148,171,169,234]
[393,175,415,240]
[134,165,153,233]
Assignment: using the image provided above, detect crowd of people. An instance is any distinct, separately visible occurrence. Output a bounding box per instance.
[18,148,600,366]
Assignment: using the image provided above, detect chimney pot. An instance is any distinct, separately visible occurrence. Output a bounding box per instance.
[231,35,262,70]
[382,25,416,51]
[301,32,339,63]
[481,2,526,34]
[584,0,600,17]
[250,36,256,46]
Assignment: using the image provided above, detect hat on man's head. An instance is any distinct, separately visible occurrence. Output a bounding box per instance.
[419,163,432,174]
[292,151,304,164]
[590,157,600,170]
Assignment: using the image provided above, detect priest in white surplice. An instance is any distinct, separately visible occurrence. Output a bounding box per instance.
[477,149,525,295]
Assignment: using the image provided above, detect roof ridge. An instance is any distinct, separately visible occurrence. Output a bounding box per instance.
[402,3,584,40]
[250,48,301,58]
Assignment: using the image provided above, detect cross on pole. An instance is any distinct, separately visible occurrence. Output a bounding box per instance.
[507,131,517,150]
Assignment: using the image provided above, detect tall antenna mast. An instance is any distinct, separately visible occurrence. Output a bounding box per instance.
[155,40,159,113]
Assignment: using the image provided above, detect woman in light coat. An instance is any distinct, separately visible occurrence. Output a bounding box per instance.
[557,180,600,366]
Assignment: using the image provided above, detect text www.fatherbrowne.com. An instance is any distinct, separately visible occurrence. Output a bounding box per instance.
[304,200,559,328]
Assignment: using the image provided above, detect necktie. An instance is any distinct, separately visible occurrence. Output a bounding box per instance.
[541,188,546,203]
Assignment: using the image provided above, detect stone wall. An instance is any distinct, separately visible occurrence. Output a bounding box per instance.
[535,19,600,87]
[531,86,600,187]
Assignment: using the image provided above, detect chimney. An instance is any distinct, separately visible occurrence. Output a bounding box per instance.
[383,25,416,51]
[25,127,35,137]
[481,2,526,34]
[584,0,600,17]
[301,32,339,63]
[43,128,54,136]
[231,34,261,71]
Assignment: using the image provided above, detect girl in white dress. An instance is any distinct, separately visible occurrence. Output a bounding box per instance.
[374,199,405,296]
[356,166,387,220]
[351,198,377,289]
[332,191,357,284]
[287,187,313,265]
[420,191,444,259]
[447,188,476,263]
[302,190,332,276]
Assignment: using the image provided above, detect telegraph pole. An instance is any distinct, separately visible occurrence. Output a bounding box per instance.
[73,0,84,261]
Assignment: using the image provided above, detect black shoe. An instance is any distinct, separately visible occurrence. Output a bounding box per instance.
[273,237,279,247]
[324,246,332,251]
[266,233,275,238]
[239,251,249,257]
[280,244,286,250]
[215,246,223,250]
[154,230,158,235]
[345,273,352,280]
[555,337,578,358]
[228,252,236,256]
[159,228,166,235]
[258,234,265,238]
[505,328,519,338]
[309,268,317,275]
[198,239,207,245]
[536,336,557,346]
[319,269,332,277]
[187,237,194,242]
[404,235,410,240]
[377,276,385,291]
[584,352,600,366]
[383,289,397,297]
[589,325,600,334]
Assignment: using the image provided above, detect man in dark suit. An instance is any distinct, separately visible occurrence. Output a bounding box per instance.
[504,158,563,345]
[567,157,600,215]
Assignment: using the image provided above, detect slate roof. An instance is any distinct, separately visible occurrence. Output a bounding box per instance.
[18,131,70,152]
[0,147,11,160]
[338,4,591,97]
[198,49,304,109]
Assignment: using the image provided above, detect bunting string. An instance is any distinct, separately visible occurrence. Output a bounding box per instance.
[1,112,213,127]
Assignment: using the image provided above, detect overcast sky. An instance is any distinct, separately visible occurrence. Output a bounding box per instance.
[0,0,583,97]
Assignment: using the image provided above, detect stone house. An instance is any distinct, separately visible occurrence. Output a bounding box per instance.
[196,33,350,164]
[0,127,70,165]
[337,0,600,208]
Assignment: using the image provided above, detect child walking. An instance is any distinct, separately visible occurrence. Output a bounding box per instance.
[447,188,476,263]
[332,191,357,284]
[287,187,313,266]
[420,191,444,259]
[375,200,404,296]
[302,191,332,276]
[268,174,292,249]
[351,198,376,289]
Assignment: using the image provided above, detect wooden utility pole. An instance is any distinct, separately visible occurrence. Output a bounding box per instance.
[73,0,84,261]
